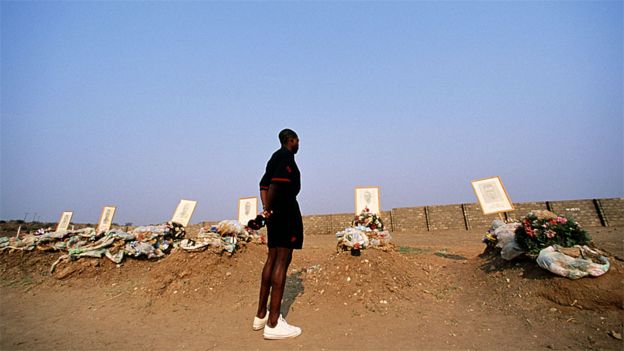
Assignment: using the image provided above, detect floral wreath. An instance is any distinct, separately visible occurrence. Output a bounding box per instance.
[514,210,590,255]
[353,208,384,231]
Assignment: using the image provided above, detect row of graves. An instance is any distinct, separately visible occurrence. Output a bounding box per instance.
[0,187,393,272]
[0,178,614,279]
[0,200,266,273]
[337,177,612,280]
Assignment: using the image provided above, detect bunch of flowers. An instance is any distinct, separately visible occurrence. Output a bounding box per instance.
[482,219,520,248]
[336,227,369,252]
[514,210,590,255]
[164,221,186,239]
[35,228,53,236]
[353,208,384,231]
[482,229,498,247]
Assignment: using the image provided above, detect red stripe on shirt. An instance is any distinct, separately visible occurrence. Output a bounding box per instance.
[271,178,291,182]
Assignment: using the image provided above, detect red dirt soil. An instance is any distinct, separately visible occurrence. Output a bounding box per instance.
[1,227,622,350]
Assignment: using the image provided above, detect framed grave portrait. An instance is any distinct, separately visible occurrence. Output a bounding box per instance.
[471,176,514,215]
[171,199,197,227]
[355,186,381,215]
[238,197,258,225]
[97,206,116,233]
[56,211,73,232]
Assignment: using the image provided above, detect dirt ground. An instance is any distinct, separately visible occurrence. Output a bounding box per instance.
[1,227,622,350]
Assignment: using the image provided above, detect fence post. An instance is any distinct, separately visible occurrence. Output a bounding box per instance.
[461,204,471,230]
[424,206,431,231]
[593,199,609,227]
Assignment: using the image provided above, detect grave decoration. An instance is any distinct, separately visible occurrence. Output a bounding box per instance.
[336,208,392,254]
[0,219,265,272]
[481,211,608,279]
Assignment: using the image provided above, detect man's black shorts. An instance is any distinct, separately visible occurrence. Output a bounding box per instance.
[267,200,303,250]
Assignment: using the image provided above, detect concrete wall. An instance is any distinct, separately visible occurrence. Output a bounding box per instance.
[463,203,503,230]
[391,207,428,232]
[427,204,465,231]
[301,197,623,235]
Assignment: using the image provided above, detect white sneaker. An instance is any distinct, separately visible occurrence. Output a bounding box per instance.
[252,313,269,331]
[263,315,302,340]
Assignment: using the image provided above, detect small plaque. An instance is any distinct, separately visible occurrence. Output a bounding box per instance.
[171,199,197,227]
[471,176,514,215]
[56,211,73,232]
[355,186,381,215]
[238,197,258,225]
[97,206,117,233]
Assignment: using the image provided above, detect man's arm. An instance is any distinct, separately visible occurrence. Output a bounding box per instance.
[262,183,283,218]
[261,189,270,217]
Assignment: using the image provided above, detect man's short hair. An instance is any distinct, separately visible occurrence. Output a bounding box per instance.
[279,129,298,145]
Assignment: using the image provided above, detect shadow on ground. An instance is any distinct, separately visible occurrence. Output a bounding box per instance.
[281,271,304,317]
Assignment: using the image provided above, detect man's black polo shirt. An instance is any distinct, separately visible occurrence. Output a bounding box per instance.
[259,146,301,205]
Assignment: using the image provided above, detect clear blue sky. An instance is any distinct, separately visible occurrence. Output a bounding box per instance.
[1,1,622,225]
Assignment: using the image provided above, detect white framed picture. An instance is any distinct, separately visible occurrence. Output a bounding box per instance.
[97,206,116,233]
[238,197,258,225]
[471,176,514,215]
[171,199,197,227]
[355,186,381,215]
[56,211,73,232]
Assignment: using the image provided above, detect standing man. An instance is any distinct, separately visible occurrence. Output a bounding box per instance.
[252,129,303,340]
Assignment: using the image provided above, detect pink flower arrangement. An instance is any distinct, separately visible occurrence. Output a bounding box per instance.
[353,208,384,231]
[523,220,535,237]
[515,212,590,255]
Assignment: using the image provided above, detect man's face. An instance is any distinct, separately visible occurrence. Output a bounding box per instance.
[364,191,372,203]
[288,137,300,154]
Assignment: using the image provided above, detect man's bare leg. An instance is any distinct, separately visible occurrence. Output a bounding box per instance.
[256,247,277,318]
[267,247,293,327]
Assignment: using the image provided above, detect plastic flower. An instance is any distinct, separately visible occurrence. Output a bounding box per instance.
[515,211,590,255]
[353,208,384,231]
[482,233,497,245]
[523,221,535,237]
